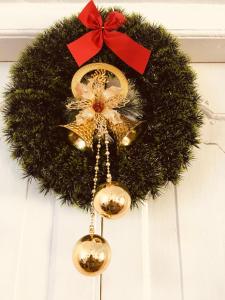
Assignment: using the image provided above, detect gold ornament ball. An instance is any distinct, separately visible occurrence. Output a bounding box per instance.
[93,181,131,219]
[72,234,111,276]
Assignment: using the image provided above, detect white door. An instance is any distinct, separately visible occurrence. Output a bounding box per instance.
[1,2,225,300]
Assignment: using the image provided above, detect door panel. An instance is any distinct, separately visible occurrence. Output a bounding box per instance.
[1,62,225,300]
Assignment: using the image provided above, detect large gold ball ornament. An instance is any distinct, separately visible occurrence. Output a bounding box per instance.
[72,234,111,276]
[93,182,131,219]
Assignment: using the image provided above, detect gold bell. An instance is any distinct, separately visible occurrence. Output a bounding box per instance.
[120,120,145,146]
[68,132,86,151]
[61,119,96,149]
[110,118,144,147]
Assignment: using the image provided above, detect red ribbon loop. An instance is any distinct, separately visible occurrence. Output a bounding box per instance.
[67,0,151,74]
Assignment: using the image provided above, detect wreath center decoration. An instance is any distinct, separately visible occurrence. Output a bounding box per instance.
[3,0,202,276]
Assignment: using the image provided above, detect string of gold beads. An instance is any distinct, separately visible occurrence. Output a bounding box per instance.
[104,129,112,184]
[89,133,101,236]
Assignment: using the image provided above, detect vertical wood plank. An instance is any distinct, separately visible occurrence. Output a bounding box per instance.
[145,185,183,300]
[101,208,144,300]
[12,182,55,300]
[176,63,225,300]
[177,146,225,300]
[192,63,225,113]
[47,202,101,300]
[1,63,56,300]
[192,63,225,153]
[0,62,28,300]
[102,183,182,300]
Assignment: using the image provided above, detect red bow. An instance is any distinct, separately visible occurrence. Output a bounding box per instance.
[67,0,151,74]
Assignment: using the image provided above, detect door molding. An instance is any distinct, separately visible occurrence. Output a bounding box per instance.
[1,2,225,61]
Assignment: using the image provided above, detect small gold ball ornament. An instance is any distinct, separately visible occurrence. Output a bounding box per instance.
[72,234,111,276]
[93,181,131,219]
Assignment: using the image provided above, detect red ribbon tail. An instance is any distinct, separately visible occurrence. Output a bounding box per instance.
[67,30,103,66]
[104,31,151,74]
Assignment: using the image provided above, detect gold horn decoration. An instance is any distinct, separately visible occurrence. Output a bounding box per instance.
[61,119,96,149]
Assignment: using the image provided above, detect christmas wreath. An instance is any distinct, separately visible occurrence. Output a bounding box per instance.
[3,1,202,211]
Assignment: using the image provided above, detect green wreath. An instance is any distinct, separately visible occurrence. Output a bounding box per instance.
[3,7,202,210]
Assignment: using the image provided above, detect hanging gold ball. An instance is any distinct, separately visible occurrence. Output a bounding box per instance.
[72,234,111,276]
[93,181,131,219]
